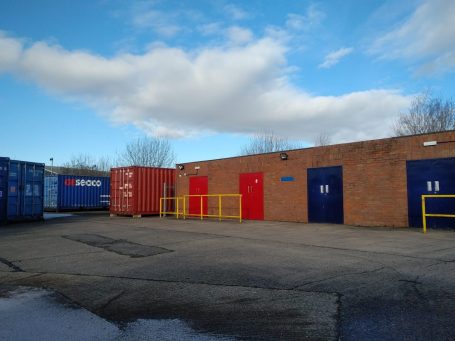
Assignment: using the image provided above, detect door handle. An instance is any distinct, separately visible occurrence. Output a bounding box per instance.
[427,181,440,192]
[320,185,329,194]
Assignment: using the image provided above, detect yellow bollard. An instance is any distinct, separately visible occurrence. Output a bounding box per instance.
[159,198,162,218]
[239,195,242,223]
[176,198,179,219]
[218,195,222,221]
[422,195,427,234]
[200,195,203,220]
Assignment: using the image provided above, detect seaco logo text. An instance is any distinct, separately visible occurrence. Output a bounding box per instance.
[64,179,102,187]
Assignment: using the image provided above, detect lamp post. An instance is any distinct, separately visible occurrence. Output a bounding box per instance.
[50,157,54,171]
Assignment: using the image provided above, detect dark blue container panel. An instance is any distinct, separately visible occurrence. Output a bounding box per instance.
[44,175,110,210]
[307,166,344,224]
[7,160,44,221]
[0,157,9,224]
[407,157,455,229]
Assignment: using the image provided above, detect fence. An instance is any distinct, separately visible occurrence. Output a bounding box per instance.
[421,194,455,233]
[160,194,242,222]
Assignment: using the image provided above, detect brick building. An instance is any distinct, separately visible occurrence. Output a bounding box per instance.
[175,131,455,228]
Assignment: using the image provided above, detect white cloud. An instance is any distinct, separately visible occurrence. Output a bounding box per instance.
[0,32,410,142]
[264,26,291,43]
[226,26,253,45]
[369,0,455,75]
[286,14,306,31]
[0,32,23,71]
[130,4,181,38]
[132,9,181,38]
[415,51,455,76]
[223,4,249,20]
[198,22,223,36]
[319,47,354,69]
[286,4,325,31]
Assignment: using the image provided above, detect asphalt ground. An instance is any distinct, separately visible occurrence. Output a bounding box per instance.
[0,213,454,340]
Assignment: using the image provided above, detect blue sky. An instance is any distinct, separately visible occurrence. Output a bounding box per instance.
[0,0,454,166]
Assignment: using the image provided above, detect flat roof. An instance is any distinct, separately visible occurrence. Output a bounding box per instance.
[177,129,455,165]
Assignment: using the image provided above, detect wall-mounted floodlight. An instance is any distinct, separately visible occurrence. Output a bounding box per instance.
[195,166,200,170]
[423,141,437,147]
[177,164,185,170]
[280,152,288,160]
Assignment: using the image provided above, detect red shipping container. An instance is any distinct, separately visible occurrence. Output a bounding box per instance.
[110,166,175,216]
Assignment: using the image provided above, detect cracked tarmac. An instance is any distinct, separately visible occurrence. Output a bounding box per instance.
[0,213,454,340]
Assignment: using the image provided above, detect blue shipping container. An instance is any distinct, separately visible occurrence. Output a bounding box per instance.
[0,157,9,224]
[7,160,45,222]
[44,175,110,211]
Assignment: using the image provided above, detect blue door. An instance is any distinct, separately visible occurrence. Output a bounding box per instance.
[0,157,8,224]
[8,161,44,221]
[407,157,455,229]
[307,166,343,224]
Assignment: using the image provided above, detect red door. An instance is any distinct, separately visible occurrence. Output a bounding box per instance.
[239,172,264,220]
[189,176,208,216]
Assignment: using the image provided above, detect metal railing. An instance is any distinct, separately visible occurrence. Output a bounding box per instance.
[421,194,455,233]
[160,194,242,222]
[159,196,184,219]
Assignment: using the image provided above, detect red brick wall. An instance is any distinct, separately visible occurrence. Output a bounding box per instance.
[176,131,455,227]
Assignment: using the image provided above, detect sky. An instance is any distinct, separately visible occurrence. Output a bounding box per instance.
[0,0,454,166]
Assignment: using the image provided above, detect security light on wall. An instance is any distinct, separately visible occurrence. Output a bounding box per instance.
[280,152,288,160]
[423,141,437,147]
[177,164,185,170]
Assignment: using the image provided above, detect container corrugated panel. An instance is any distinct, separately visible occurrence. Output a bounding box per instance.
[7,160,44,222]
[44,175,110,211]
[110,166,175,216]
[0,157,9,224]
[44,176,58,209]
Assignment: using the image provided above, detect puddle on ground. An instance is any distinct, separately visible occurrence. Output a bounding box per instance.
[44,213,74,220]
[0,287,234,340]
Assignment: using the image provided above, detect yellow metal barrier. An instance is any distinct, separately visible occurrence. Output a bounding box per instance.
[183,194,242,223]
[160,194,242,222]
[421,194,455,233]
[159,196,184,219]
